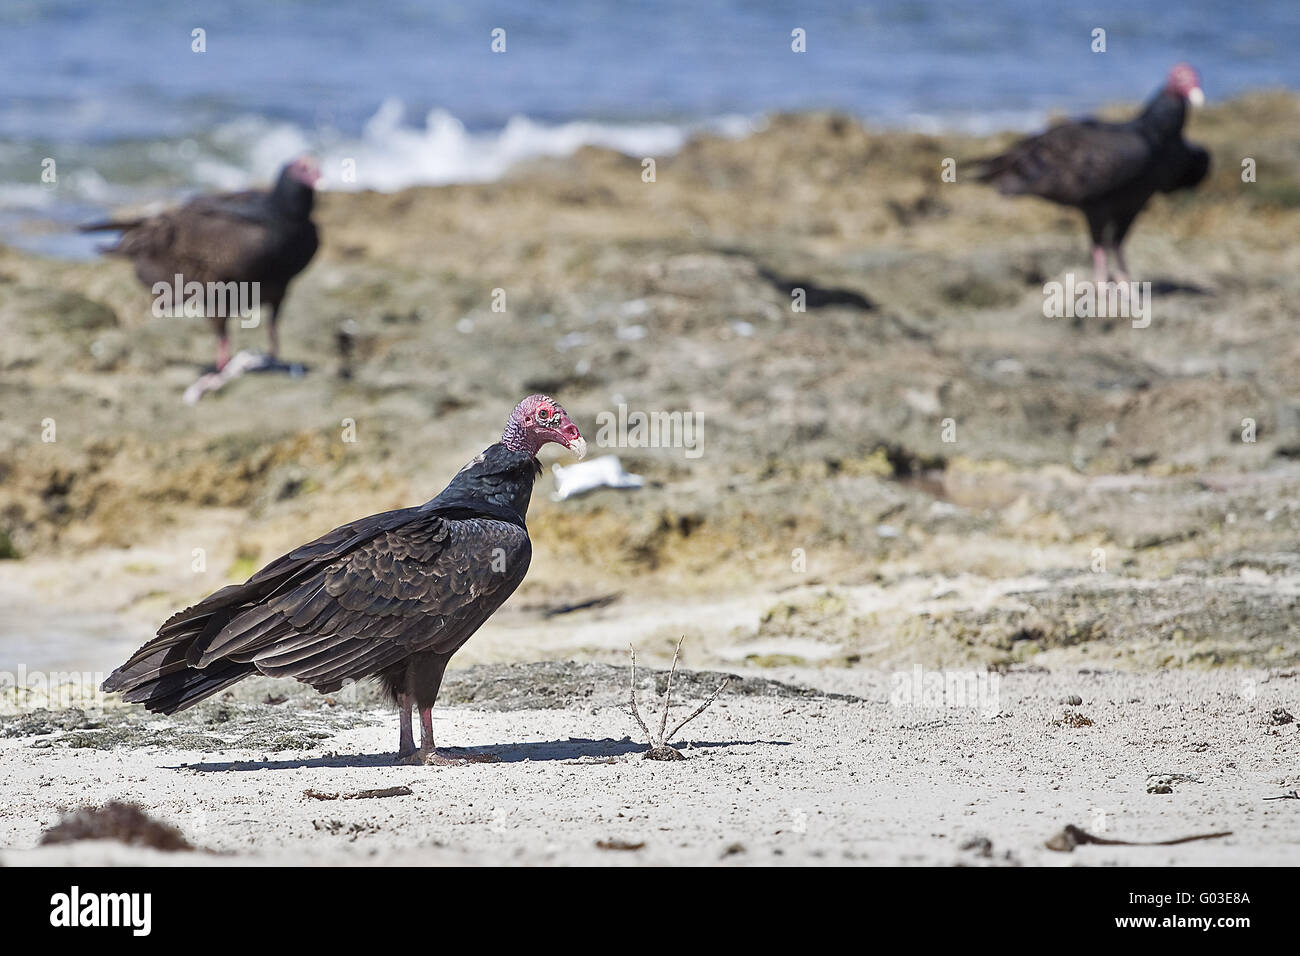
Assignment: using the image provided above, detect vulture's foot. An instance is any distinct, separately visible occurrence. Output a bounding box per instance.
[394,747,434,766]
[644,745,686,761]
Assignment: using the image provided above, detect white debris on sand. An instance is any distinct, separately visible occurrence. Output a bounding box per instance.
[183,351,306,404]
[551,455,644,501]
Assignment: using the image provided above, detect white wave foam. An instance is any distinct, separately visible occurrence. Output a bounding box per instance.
[2,100,1045,228]
[199,102,754,193]
[0,104,754,258]
[0,168,123,212]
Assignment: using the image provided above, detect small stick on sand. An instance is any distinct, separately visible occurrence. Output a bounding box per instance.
[627,637,729,760]
[1045,824,1233,853]
[627,644,655,743]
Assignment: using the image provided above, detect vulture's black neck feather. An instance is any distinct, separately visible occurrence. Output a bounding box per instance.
[1136,90,1187,143]
[269,170,315,221]
[420,442,541,528]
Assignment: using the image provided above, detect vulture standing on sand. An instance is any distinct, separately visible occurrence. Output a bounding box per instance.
[974,64,1209,284]
[81,156,321,370]
[102,395,586,764]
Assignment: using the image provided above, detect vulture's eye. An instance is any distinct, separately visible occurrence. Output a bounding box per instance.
[537,407,553,423]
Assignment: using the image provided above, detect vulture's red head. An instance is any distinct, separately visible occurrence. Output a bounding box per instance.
[502,394,586,459]
[287,155,322,188]
[1166,64,1204,107]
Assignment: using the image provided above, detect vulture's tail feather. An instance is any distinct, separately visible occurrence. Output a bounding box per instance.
[78,218,142,233]
[102,611,255,714]
[969,153,1028,193]
[117,660,255,715]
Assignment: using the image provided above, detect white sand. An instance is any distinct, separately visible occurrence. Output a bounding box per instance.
[2,667,1296,866]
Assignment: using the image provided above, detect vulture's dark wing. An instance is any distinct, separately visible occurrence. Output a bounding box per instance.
[104,509,530,712]
[201,515,530,678]
[1157,140,1210,193]
[185,190,278,224]
[975,120,1154,205]
[153,506,428,639]
[105,197,292,285]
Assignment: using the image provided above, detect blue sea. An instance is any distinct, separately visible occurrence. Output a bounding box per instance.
[2,0,1297,256]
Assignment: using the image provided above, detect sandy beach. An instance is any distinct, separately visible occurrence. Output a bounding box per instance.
[2,665,1297,866]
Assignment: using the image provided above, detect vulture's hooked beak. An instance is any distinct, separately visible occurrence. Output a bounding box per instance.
[566,436,588,460]
[1188,87,1205,108]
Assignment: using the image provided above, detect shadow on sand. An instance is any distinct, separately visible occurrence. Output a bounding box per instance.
[1149,279,1215,296]
[174,736,790,771]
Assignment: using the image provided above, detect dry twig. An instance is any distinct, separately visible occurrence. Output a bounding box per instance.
[627,636,729,760]
[1045,824,1232,853]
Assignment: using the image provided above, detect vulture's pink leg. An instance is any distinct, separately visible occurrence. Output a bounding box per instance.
[1112,244,1131,285]
[216,335,230,372]
[1091,245,1108,286]
[419,707,435,752]
[266,304,280,361]
[396,692,415,759]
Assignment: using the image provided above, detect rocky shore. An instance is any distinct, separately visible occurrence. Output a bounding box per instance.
[4,94,1300,676]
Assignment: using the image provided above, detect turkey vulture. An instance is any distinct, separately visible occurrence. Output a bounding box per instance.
[974,64,1209,284]
[102,395,586,764]
[81,156,321,371]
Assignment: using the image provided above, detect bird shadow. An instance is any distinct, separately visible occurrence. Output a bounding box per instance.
[196,357,309,376]
[1148,279,1215,296]
[173,736,789,772]
[248,359,309,376]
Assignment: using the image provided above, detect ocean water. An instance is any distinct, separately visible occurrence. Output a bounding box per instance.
[2,0,1297,255]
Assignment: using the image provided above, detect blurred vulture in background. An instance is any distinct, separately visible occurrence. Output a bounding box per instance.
[82,156,321,370]
[975,64,1209,284]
